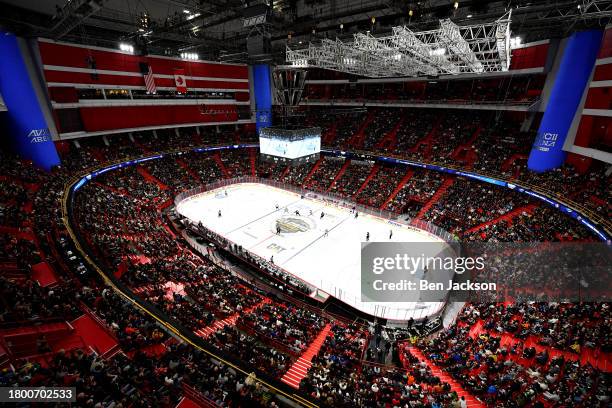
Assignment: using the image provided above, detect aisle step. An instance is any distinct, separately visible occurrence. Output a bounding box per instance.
[353,164,380,198]
[381,169,414,210]
[413,177,455,220]
[280,323,332,389]
[408,346,485,408]
[193,298,270,338]
[327,160,351,192]
[136,166,168,190]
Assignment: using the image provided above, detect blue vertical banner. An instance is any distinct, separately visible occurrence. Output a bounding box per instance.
[0,31,60,171]
[527,30,603,172]
[252,64,272,134]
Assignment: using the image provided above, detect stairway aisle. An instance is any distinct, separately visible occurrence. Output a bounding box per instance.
[408,346,485,408]
[280,323,332,389]
[137,166,169,190]
[381,169,414,210]
[413,177,455,220]
[194,298,270,338]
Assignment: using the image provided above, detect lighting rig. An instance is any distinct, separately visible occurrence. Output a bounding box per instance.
[286,12,512,78]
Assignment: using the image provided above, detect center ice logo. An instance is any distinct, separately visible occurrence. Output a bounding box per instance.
[275,216,313,233]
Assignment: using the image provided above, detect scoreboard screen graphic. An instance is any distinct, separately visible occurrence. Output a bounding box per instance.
[259,127,321,160]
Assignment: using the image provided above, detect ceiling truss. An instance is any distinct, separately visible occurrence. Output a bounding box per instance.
[286,12,512,78]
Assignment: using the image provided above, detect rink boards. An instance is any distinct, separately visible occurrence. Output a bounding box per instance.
[176,182,447,320]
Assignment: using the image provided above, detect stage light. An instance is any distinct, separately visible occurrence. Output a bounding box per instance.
[119,43,134,53]
[454,1,459,9]
[510,36,522,48]
[180,53,199,60]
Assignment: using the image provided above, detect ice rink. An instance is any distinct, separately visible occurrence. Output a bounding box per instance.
[177,183,448,320]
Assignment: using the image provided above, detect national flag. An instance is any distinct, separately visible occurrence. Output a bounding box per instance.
[173,68,187,93]
[140,62,157,94]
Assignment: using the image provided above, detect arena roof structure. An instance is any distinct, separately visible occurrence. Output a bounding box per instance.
[286,13,512,77]
[0,1,611,64]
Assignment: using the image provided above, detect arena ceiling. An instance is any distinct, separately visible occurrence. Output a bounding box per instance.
[0,0,611,63]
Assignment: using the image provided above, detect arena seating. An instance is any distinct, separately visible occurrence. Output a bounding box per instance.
[0,117,609,408]
[305,75,546,107]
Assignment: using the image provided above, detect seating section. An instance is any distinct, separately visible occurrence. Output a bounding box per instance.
[304,107,610,225]
[306,156,346,192]
[329,160,374,197]
[305,75,546,105]
[354,165,405,208]
[0,115,609,408]
[413,303,611,406]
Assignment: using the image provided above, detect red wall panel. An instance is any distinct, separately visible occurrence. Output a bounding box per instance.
[44,70,249,90]
[597,28,612,59]
[510,44,549,70]
[45,71,145,87]
[575,115,594,147]
[584,87,612,109]
[565,152,593,173]
[234,92,250,101]
[78,105,238,132]
[48,87,78,103]
[593,63,612,81]
[38,41,248,79]
[574,115,612,151]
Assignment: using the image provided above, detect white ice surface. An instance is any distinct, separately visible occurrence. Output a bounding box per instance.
[177,183,447,320]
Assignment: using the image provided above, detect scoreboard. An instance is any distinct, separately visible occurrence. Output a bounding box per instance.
[259,127,321,163]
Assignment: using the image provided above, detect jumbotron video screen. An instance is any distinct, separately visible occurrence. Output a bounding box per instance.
[259,127,321,159]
